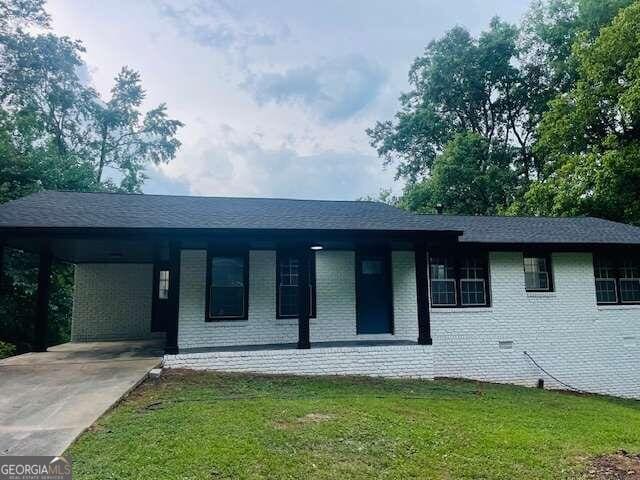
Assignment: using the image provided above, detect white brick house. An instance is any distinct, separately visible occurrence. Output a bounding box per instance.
[1,191,640,399]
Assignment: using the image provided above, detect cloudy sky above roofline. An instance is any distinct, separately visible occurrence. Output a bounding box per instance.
[47,0,530,200]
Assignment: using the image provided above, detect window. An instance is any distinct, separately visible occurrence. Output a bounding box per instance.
[158,270,170,300]
[595,254,640,305]
[523,254,553,292]
[460,258,486,306]
[276,251,316,318]
[594,256,618,304]
[206,252,248,320]
[429,252,490,307]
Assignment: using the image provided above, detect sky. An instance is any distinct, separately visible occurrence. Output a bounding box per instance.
[46,0,531,200]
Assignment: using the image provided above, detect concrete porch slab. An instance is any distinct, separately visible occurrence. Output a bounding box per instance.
[0,340,162,456]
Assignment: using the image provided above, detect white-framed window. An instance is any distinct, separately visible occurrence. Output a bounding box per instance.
[429,253,489,307]
[523,255,553,292]
[158,270,170,300]
[276,251,316,318]
[594,254,640,305]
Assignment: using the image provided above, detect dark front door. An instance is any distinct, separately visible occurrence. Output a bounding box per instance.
[356,251,393,334]
[151,263,171,332]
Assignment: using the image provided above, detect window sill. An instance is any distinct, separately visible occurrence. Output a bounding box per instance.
[526,291,557,298]
[204,319,249,326]
[431,307,493,314]
[597,304,640,311]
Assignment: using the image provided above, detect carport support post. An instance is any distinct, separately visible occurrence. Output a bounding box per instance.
[415,241,432,345]
[297,246,311,349]
[164,241,180,355]
[34,245,52,352]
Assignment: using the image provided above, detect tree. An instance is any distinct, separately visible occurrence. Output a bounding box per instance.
[513,1,640,224]
[367,0,633,216]
[401,133,518,215]
[90,68,183,191]
[0,0,183,353]
[367,18,538,213]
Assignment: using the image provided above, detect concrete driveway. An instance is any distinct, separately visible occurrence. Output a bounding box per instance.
[0,340,162,456]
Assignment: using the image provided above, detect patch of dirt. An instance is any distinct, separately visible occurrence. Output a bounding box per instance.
[586,451,640,479]
[273,412,335,430]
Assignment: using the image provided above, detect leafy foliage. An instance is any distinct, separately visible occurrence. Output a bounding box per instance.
[513,1,640,223]
[369,0,636,219]
[0,0,183,353]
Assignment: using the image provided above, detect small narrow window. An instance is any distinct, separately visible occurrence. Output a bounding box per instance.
[594,256,618,304]
[207,253,248,320]
[430,256,457,306]
[523,254,553,292]
[158,270,170,300]
[460,257,486,306]
[277,251,316,318]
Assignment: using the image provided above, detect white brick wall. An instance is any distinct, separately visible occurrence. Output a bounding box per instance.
[431,252,640,399]
[164,345,433,378]
[177,249,417,348]
[71,263,152,341]
[171,249,640,399]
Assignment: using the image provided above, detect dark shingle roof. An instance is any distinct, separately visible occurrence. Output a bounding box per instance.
[414,214,640,245]
[0,190,639,245]
[0,190,457,232]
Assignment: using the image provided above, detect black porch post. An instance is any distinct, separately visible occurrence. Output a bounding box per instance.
[415,241,432,345]
[165,241,181,355]
[297,246,311,349]
[34,245,52,352]
[0,241,4,290]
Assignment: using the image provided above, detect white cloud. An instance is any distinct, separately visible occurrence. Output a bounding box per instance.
[161,126,397,200]
[244,55,388,121]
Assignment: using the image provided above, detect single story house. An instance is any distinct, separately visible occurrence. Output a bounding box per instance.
[1,190,639,398]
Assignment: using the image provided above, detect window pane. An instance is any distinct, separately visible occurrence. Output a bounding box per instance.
[620,279,640,303]
[430,256,454,280]
[210,256,245,318]
[431,279,456,306]
[158,270,170,300]
[212,257,244,287]
[461,279,486,305]
[279,285,298,316]
[362,260,383,275]
[210,286,244,317]
[523,256,550,291]
[596,278,618,303]
[620,259,640,280]
[594,257,617,279]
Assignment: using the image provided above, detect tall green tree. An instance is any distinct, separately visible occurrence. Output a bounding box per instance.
[0,0,183,353]
[368,0,633,216]
[514,1,640,224]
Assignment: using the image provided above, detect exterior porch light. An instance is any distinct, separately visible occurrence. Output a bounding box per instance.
[310,245,323,251]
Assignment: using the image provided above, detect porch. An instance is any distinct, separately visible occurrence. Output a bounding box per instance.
[3,230,453,356]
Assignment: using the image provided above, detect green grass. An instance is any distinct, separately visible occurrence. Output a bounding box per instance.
[67,371,640,479]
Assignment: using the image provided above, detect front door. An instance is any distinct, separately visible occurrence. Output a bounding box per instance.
[151,263,171,332]
[356,251,393,334]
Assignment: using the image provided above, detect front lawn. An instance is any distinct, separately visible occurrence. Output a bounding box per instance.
[67,370,640,479]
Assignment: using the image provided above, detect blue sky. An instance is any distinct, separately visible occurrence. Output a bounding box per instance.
[47,0,531,199]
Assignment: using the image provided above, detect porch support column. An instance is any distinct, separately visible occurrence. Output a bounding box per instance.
[415,241,432,345]
[297,246,311,349]
[0,241,4,290]
[165,241,181,355]
[34,245,52,352]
